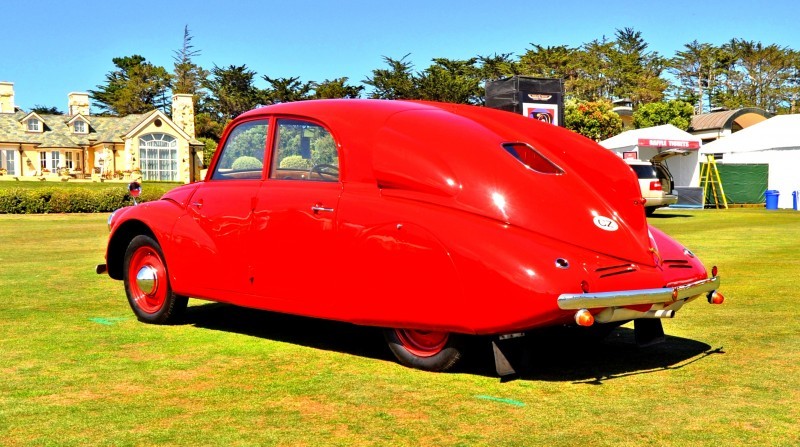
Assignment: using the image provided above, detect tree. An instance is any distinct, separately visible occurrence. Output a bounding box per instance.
[716,39,796,111]
[573,38,614,101]
[172,25,208,102]
[476,53,519,82]
[30,105,63,115]
[670,41,725,113]
[632,100,695,130]
[565,99,623,141]
[606,28,669,105]
[518,44,579,85]
[363,55,418,99]
[312,77,364,99]
[416,58,482,104]
[262,76,313,103]
[199,137,218,168]
[195,112,224,140]
[202,64,260,121]
[89,55,172,115]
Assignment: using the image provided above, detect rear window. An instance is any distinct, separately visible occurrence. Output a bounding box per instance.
[630,164,658,179]
[503,143,563,174]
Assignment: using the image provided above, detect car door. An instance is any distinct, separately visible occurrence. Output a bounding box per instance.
[170,119,269,297]
[248,118,343,316]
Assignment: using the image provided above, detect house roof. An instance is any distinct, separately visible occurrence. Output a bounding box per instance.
[699,114,800,154]
[689,108,771,133]
[0,109,201,148]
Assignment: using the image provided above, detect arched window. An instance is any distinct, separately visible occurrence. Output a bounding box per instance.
[139,133,178,181]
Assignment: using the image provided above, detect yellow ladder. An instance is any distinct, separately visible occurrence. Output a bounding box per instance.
[700,154,728,209]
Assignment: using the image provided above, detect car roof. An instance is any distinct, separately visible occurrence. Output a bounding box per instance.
[219,99,654,265]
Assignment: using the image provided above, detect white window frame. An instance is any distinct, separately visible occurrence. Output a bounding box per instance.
[39,150,60,173]
[139,133,179,182]
[1,149,17,175]
[27,119,40,132]
[73,120,86,133]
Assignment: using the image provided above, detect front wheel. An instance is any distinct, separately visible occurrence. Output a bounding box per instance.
[123,235,187,324]
[384,328,463,372]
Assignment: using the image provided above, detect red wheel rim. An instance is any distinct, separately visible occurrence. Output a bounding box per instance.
[395,329,448,357]
[127,245,168,314]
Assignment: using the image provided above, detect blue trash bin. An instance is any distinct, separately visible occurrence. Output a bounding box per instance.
[765,190,779,210]
[793,190,798,211]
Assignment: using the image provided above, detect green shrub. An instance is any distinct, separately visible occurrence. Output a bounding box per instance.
[231,156,263,171]
[0,185,174,214]
[279,155,311,170]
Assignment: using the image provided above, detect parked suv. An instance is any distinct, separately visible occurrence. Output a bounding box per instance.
[625,150,689,216]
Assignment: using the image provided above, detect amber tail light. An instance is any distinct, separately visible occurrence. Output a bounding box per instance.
[574,309,594,326]
[708,291,725,304]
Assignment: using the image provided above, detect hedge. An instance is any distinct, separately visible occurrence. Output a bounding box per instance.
[0,187,168,214]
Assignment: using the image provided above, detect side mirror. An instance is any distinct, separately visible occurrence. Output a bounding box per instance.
[128,181,142,205]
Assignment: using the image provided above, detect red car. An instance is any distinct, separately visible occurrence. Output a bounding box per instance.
[98,99,722,375]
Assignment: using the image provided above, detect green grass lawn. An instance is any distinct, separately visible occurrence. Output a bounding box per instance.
[0,179,182,192]
[1,209,798,446]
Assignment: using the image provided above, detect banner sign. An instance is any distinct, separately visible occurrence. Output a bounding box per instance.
[637,138,700,149]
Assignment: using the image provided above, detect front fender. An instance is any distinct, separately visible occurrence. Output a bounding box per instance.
[105,200,187,280]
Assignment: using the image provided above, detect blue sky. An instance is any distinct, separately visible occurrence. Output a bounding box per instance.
[3,0,800,112]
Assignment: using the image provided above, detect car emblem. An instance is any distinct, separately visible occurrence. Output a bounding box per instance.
[593,216,619,231]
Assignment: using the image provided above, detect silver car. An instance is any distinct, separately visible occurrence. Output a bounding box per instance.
[625,150,689,215]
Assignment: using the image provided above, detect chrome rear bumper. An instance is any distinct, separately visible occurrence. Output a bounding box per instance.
[557,276,720,310]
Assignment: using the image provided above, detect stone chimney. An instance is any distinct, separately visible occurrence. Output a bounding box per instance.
[171,94,195,138]
[68,92,90,116]
[0,81,14,113]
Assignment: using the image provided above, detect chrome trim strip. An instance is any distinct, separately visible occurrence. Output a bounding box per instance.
[557,276,720,310]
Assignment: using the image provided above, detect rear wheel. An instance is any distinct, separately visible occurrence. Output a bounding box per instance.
[384,328,463,372]
[123,235,187,324]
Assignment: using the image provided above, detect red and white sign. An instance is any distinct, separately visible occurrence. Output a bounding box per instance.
[622,151,638,159]
[637,138,700,149]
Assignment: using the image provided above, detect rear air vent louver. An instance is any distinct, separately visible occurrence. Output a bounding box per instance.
[663,259,693,269]
[595,263,638,278]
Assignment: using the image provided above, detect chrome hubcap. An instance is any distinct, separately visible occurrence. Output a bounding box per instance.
[136,265,158,295]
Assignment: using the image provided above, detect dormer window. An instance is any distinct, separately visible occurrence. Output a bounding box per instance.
[74,120,86,133]
[27,118,40,132]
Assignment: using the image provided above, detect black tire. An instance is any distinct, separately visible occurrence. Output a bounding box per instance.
[384,328,463,372]
[122,235,188,324]
[645,207,657,216]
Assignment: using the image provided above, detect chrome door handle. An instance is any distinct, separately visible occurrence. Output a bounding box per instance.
[192,201,203,209]
[311,205,334,213]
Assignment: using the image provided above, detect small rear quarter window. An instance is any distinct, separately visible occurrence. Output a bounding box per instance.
[503,143,563,174]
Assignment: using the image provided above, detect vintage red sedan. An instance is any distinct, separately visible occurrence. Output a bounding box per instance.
[98,99,722,375]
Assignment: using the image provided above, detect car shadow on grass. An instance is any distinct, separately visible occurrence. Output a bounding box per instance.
[183,302,392,362]
[182,302,720,383]
[462,327,721,383]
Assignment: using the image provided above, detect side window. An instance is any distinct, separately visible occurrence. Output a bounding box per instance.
[270,119,339,182]
[211,120,269,180]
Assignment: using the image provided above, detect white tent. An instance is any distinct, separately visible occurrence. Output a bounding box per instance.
[701,114,800,209]
[599,124,703,187]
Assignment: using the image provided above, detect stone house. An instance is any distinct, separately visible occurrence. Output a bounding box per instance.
[0,81,203,182]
